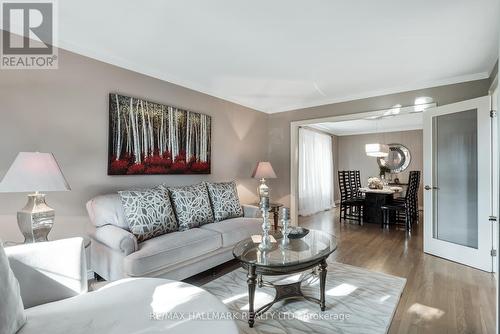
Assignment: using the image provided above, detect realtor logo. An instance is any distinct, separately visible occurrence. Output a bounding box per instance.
[1,0,58,69]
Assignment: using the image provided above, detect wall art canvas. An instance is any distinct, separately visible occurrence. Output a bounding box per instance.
[108,93,211,175]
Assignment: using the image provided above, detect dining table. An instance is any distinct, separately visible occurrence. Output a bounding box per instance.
[358,186,403,224]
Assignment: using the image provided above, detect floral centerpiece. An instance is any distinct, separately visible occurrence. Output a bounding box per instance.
[367,177,384,190]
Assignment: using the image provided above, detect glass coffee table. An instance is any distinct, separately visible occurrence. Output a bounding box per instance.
[232,229,337,327]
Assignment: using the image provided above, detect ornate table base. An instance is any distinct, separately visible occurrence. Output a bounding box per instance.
[246,259,328,328]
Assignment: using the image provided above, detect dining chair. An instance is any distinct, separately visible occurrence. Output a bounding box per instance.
[338,170,364,224]
[393,171,420,223]
[380,171,420,231]
[353,170,364,198]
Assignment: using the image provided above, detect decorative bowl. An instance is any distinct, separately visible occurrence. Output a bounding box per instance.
[287,227,310,239]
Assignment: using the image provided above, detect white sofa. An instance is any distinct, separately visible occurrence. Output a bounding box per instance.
[5,238,238,334]
[87,193,262,281]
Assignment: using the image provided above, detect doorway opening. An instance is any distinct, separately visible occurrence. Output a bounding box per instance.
[292,103,430,223]
[291,95,497,272]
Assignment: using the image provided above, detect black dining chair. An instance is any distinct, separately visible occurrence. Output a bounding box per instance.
[393,171,420,223]
[338,170,364,224]
[349,170,364,199]
[380,171,420,231]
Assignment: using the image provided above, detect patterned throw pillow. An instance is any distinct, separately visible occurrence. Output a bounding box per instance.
[119,187,178,242]
[167,183,215,231]
[206,181,243,222]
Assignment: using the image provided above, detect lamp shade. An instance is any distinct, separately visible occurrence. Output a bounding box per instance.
[0,152,70,193]
[252,162,277,179]
[365,143,389,158]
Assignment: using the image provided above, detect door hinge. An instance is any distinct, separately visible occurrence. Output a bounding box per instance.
[490,110,497,118]
[491,249,497,257]
[489,216,498,222]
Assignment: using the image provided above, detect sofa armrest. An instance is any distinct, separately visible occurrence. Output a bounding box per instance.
[91,225,138,256]
[86,194,129,230]
[5,237,88,309]
[242,204,261,218]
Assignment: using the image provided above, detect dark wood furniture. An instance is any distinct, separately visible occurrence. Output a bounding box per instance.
[233,230,337,327]
[268,202,283,230]
[338,170,365,224]
[388,182,408,186]
[363,192,394,224]
[381,171,421,231]
[252,202,283,230]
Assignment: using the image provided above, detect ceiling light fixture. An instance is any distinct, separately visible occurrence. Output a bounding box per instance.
[413,97,434,112]
[365,117,389,157]
[365,101,435,120]
[382,104,402,117]
[365,143,390,157]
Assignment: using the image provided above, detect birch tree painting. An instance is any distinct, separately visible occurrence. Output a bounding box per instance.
[108,94,211,175]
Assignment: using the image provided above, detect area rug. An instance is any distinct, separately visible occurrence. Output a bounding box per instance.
[203,262,406,334]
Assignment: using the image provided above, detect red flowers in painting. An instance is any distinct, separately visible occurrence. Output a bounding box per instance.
[109,158,129,174]
[126,163,146,175]
[109,152,210,175]
[191,161,210,172]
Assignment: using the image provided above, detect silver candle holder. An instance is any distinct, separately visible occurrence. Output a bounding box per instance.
[258,196,273,251]
[280,207,291,248]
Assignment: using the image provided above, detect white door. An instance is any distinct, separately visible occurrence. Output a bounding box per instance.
[423,96,493,272]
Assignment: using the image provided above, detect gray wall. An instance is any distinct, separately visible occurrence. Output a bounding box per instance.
[0,47,268,242]
[337,130,423,206]
[268,79,492,206]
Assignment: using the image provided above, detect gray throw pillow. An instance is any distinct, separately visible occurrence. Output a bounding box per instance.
[119,187,178,242]
[206,181,243,222]
[0,241,26,334]
[167,183,215,231]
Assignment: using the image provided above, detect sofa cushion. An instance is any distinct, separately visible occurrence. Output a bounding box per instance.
[206,181,244,222]
[166,183,214,231]
[123,228,222,276]
[19,278,238,334]
[200,217,262,247]
[0,241,26,334]
[119,187,178,242]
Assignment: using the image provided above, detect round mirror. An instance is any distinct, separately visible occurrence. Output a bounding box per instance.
[377,143,411,173]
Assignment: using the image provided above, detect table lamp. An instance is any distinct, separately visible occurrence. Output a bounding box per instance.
[252,161,277,199]
[0,152,70,243]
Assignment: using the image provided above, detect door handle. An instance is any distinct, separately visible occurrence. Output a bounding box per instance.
[424,185,439,190]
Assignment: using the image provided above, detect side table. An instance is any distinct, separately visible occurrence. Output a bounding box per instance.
[252,202,283,230]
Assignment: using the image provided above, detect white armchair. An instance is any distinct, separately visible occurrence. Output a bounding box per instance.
[5,238,238,334]
[6,238,88,309]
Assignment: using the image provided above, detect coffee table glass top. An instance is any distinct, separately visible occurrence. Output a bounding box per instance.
[233,229,336,268]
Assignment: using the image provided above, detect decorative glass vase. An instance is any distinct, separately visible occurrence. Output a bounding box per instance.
[280,207,290,248]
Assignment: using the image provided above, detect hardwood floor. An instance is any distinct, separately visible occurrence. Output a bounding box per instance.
[299,208,496,334]
[181,207,496,333]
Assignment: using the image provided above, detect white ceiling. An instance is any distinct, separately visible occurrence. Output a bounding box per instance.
[50,1,499,113]
[309,112,423,136]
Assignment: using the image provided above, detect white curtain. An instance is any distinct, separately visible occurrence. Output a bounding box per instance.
[298,128,334,216]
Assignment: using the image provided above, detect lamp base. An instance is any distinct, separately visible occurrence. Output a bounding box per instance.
[17,193,55,243]
[257,178,270,199]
